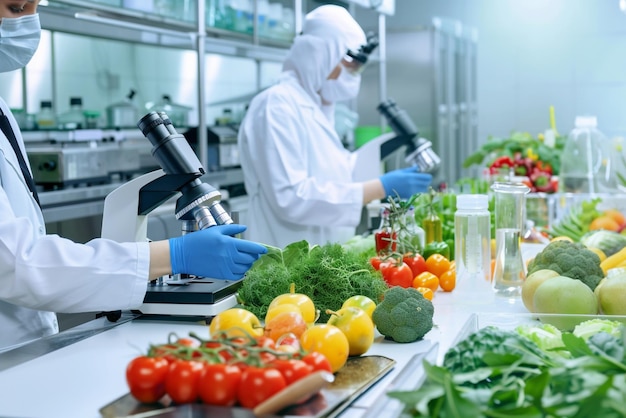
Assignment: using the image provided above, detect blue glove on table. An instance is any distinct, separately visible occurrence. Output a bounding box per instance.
[169,224,267,280]
[380,167,433,199]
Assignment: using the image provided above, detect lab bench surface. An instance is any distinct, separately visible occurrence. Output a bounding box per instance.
[0,294,528,418]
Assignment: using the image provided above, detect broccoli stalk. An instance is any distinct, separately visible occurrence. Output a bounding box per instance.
[371,287,434,343]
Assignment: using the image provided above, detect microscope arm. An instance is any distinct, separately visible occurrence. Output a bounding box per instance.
[101,169,172,243]
[353,132,406,182]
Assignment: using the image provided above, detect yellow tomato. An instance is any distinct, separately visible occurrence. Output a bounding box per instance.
[264,303,302,324]
[300,324,349,372]
[415,287,434,301]
[413,271,439,292]
[209,308,262,338]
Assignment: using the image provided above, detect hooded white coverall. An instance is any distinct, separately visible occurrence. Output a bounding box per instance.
[238,5,368,248]
[0,97,149,352]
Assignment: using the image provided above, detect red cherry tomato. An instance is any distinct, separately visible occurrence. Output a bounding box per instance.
[301,351,333,374]
[403,253,427,278]
[198,363,242,406]
[270,359,313,385]
[126,356,169,404]
[380,261,413,288]
[165,359,205,404]
[237,366,287,408]
[370,256,384,270]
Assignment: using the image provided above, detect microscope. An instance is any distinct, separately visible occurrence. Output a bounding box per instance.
[353,98,441,182]
[101,112,241,317]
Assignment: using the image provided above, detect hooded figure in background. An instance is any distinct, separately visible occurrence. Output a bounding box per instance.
[238,5,433,248]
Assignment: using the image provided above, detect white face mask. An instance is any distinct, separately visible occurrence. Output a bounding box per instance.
[0,14,41,73]
[320,66,361,103]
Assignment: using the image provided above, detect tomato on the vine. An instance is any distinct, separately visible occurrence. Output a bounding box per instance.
[126,356,169,404]
[198,363,242,407]
[402,253,427,278]
[301,351,333,374]
[165,359,204,404]
[237,366,287,408]
[270,359,313,385]
[380,260,413,288]
[370,256,385,271]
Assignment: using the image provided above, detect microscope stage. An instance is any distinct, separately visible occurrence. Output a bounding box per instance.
[139,278,243,317]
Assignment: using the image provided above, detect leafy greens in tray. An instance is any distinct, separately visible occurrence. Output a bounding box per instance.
[388,319,626,417]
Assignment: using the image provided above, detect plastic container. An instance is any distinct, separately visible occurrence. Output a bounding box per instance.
[106,89,139,129]
[454,194,493,299]
[57,97,86,130]
[559,115,609,194]
[36,100,56,130]
[145,95,191,128]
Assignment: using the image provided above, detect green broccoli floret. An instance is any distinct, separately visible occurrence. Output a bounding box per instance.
[527,240,603,290]
[371,286,434,343]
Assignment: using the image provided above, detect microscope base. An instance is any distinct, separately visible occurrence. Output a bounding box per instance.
[138,278,242,317]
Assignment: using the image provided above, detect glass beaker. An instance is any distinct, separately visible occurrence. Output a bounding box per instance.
[491,182,530,297]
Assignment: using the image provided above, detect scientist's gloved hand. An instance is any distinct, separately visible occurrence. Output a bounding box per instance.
[169,224,267,280]
[380,167,433,199]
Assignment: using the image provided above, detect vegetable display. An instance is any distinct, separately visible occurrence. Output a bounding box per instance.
[387,319,626,417]
[237,241,388,322]
[527,240,604,291]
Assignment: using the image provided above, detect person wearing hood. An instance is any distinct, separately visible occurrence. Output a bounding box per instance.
[238,5,433,248]
[0,0,267,352]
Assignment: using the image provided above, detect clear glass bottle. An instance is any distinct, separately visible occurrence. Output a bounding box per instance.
[559,115,608,194]
[454,194,493,298]
[36,100,56,130]
[422,207,442,244]
[491,182,530,298]
[397,206,424,255]
[374,207,396,256]
[58,97,85,129]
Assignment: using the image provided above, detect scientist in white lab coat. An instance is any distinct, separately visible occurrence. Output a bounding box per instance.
[238,5,432,248]
[0,0,266,352]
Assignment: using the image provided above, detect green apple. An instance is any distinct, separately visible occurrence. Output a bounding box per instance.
[326,307,375,356]
[341,295,377,318]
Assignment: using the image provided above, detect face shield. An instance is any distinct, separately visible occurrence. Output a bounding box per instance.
[341,32,379,75]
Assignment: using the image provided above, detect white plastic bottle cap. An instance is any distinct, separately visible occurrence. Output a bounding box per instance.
[574,115,597,129]
[456,194,488,210]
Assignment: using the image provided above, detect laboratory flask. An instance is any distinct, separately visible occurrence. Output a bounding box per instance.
[491,182,530,297]
[454,194,492,298]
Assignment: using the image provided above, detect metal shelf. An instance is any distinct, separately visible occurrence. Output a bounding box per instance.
[39,1,290,62]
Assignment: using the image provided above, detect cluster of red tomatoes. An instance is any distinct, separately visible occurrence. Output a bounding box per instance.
[370,252,456,300]
[126,331,332,409]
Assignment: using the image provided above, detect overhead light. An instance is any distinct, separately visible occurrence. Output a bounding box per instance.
[621,0,626,12]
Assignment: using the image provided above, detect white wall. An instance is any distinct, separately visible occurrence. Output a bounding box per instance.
[356,0,626,141]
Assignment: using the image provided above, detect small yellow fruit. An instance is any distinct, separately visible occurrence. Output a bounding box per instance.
[264,303,301,324]
[587,247,607,263]
[550,236,574,243]
[268,284,317,323]
[521,269,560,312]
[327,307,375,356]
[341,295,376,318]
[209,308,262,338]
[300,324,349,372]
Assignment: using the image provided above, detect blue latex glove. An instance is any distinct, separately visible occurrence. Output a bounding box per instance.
[380,167,433,199]
[169,224,267,280]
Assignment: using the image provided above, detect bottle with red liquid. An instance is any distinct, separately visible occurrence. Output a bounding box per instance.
[375,207,397,255]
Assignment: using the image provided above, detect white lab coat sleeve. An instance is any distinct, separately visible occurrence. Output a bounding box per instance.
[0,186,149,313]
[250,93,363,228]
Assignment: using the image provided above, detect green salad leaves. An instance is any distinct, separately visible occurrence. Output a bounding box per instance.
[388,319,626,417]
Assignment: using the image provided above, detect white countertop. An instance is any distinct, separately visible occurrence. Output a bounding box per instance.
[0,291,528,418]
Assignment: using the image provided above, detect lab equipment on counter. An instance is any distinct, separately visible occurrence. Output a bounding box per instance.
[35,100,56,130]
[353,99,441,182]
[559,115,613,194]
[491,182,530,298]
[145,95,192,128]
[106,89,139,129]
[454,194,492,300]
[101,111,240,318]
[57,97,86,130]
